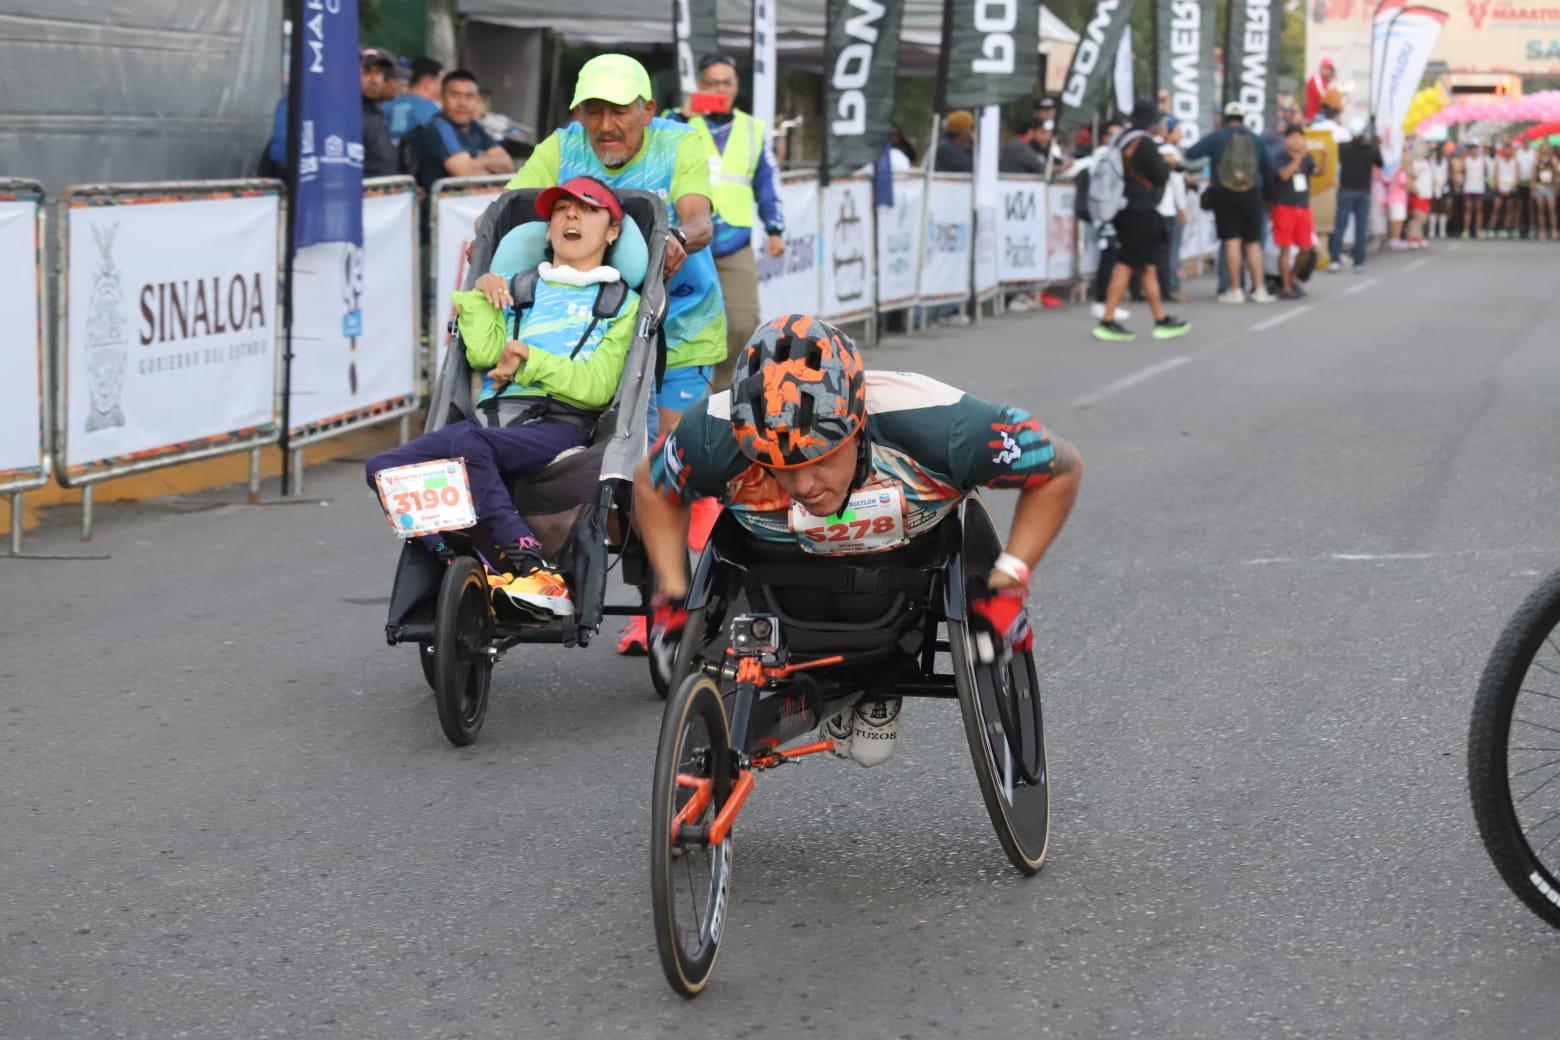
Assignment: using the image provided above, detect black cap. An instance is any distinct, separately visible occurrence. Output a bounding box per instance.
[1129,97,1162,130]
[698,52,739,71]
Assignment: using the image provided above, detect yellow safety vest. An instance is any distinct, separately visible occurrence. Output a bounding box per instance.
[690,110,762,229]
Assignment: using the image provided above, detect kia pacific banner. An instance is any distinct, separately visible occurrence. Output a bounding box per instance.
[674,0,720,103]
[1371,0,1448,173]
[292,0,363,249]
[1056,0,1137,137]
[1224,0,1284,134]
[823,0,906,182]
[1155,0,1219,146]
[937,0,1042,111]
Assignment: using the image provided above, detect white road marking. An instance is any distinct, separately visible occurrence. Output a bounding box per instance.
[1404,258,1430,272]
[1070,356,1193,408]
[1248,304,1314,333]
[1240,548,1560,566]
[1343,278,1381,296]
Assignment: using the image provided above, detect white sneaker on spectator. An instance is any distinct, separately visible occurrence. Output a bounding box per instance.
[1216,289,1246,304]
[1091,302,1133,320]
[1326,263,1342,274]
[1250,288,1276,303]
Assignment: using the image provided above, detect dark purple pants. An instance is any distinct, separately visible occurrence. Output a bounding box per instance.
[366,418,588,552]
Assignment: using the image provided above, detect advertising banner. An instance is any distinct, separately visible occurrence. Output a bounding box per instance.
[61,187,280,483]
[757,174,822,321]
[1155,0,1219,146]
[289,183,418,434]
[974,106,1002,295]
[920,176,973,302]
[431,180,506,374]
[938,0,1043,110]
[1225,0,1285,134]
[674,0,720,103]
[752,0,778,139]
[1114,25,1135,115]
[820,178,876,319]
[823,0,906,180]
[0,185,46,489]
[1371,1,1449,172]
[292,0,363,249]
[1057,0,1138,136]
[1045,182,1078,281]
[876,175,924,307]
[997,177,1049,283]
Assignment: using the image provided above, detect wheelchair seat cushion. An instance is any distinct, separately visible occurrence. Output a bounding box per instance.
[510,440,608,560]
[488,217,650,289]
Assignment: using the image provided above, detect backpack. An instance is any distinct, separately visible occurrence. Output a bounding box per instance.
[1217,129,1260,193]
[1086,129,1149,225]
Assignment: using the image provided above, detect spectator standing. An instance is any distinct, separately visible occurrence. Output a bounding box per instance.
[1156,118,1190,302]
[1308,89,1350,268]
[1463,142,1489,239]
[1534,143,1558,241]
[1083,119,1132,321]
[1405,144,1432,247]
[1183,101,1276,303]
[935,110,975,173]
[1516,138,1537,237]
[1304,59,1337,122]
[1330,120,1381,272]
[1447,143,1466,236]
[1091,100,1190,342]
[1427,144,1450,238]
[382,57,443,144]
[1384,162,1409,249]
[1271,125,1317,298]
[999,117,1049,174]
[683,52,786,391]
[359,49,399,179]
[416,70,515,189]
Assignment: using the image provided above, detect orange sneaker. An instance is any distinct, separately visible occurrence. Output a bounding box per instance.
[617,615,648,655]
[492,566,573,618]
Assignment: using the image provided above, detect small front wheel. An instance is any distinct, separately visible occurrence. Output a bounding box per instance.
[651,674,734,996]
[432,557,494,747]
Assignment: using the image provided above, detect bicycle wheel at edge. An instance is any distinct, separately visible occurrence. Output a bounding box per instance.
[432,557,494,747]
[1469,565,1560,929]
[650,674,734,996]
[947,498,1050,875]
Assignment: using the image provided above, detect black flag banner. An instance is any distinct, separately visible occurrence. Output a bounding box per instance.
[823,0,906,181]
[1223,0,1285,134]
[1154,0,1218,146]
[1055,0,1138,137]
[936,0,1041,111]
[673,0,720,103]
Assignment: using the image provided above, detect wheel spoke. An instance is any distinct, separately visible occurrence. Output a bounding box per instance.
[1520,687,1560,702]
[1511,755,1560,779]
[1513,716,1560,737]
[1514,762,1560,804]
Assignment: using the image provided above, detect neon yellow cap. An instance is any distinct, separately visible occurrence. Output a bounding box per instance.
[570,54,653,109]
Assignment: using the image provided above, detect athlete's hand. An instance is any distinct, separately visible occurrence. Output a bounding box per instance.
[765,233,786,258]
[489,340,529,384]
[649,593,690,678]
[475,273,513,310]
[663,233,688,279]
[968,586,1032,664]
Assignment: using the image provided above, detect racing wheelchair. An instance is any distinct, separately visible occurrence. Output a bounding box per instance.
[382,188,677,745]
[649,496,1050,996]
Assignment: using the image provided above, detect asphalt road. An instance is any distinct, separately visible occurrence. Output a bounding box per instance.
[6,242,1560,1039]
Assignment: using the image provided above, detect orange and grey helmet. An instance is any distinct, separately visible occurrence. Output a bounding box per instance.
[729,314,867,469]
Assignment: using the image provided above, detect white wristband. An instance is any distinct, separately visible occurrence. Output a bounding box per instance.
[993,553,1032,586]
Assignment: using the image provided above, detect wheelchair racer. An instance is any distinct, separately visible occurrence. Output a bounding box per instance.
[633,314,1081,765]
[367,176,637,619]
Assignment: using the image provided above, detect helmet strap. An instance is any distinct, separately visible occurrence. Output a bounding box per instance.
[846,426,872,496]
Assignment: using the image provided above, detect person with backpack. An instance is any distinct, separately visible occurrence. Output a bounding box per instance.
[1090,99,1191,342]
[1184,101,1276,304]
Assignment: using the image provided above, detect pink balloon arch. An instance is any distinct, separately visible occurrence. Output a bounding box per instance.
[1417,90,1560,130]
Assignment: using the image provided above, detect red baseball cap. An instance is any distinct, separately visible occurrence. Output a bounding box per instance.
[1320,58,1336,71]
[535,176,623,223]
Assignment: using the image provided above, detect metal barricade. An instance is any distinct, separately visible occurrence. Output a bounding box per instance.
[918,173,975,307]
[54,178,285,537]
[0,179,51,553]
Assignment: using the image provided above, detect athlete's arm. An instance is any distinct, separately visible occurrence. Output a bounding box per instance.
[633,456,693,599]
[989,438,1081,589]
[664,194,713,279]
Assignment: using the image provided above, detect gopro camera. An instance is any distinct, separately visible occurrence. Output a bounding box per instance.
[728,613,780,657]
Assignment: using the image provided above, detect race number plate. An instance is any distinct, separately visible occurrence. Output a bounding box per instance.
[789,483,909,555]
[375,458,478,538]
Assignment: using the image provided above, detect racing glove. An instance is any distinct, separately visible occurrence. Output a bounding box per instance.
[968,586,1033,665]
[649,593,690,679]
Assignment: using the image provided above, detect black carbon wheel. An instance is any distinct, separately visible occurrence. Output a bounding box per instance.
[1469,566,1560,929]
[432,557,494,747]
[651,674,734,996]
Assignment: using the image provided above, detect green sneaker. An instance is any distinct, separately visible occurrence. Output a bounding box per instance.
[1092,319,1135,342]
[1152,315,1191,340]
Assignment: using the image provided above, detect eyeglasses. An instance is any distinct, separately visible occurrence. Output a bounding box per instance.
[700,77,737,89]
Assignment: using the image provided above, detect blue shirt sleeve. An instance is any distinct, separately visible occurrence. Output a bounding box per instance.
[433,118,461,161]
[267,97,288,165]
[754,139,783,234]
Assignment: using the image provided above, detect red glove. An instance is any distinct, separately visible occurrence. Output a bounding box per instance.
[968,586,1033,664]
[649,593,690,678]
